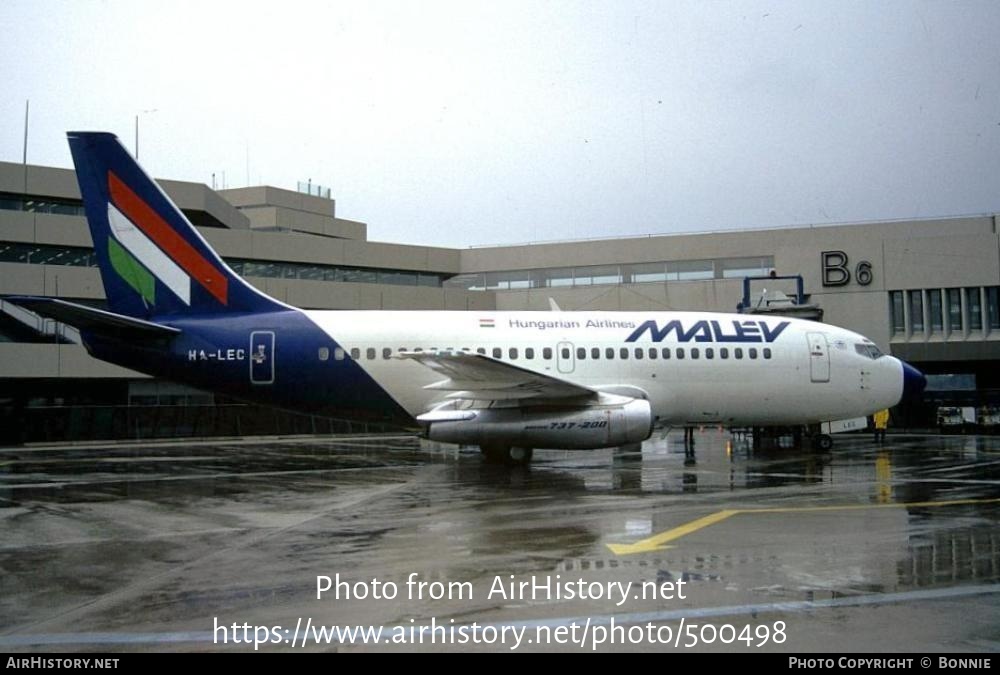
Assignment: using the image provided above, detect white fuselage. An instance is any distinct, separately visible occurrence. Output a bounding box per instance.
[305,310,905,427]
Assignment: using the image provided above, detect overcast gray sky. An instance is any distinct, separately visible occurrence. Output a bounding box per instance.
[2,0,998,247]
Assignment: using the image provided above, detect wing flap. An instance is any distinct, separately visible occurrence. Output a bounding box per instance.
[398,351,595,401]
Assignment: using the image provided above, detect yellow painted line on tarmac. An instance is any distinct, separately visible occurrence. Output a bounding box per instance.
[606,509,740,555]
[606,497,1000,556]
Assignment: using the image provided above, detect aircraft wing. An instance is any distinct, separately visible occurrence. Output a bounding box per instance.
[397,351,596,401]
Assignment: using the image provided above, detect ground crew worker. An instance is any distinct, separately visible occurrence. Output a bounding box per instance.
[873,408,890,443]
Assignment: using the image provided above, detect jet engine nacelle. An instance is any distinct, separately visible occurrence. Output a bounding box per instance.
[425,398,653,450]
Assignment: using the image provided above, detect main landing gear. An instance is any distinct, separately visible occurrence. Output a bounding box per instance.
[480,443,534,466]
[811,433,834,451]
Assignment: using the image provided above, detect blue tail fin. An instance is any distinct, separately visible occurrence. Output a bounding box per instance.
[67,131,284,319]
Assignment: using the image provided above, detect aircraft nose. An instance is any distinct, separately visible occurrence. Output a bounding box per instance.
[901,360,927,403]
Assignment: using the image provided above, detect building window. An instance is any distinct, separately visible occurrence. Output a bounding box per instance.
[626,262,666,283]
[669,260,714,281]
[967,287,983,330]
[908,290,924,333]
[987,287,1000,330]
[927,289,943,333]
[947,288,963,332]
[889,291,905,335]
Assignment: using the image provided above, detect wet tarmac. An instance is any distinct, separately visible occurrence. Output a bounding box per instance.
[0,431,998,652]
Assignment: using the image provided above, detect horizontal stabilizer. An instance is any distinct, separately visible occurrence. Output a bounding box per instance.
[4,296,181,340]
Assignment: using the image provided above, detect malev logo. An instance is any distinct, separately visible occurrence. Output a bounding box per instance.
[625,319,790,343]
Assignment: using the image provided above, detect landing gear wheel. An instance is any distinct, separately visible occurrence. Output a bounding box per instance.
[812,433,834,451]
[480,444,534,465]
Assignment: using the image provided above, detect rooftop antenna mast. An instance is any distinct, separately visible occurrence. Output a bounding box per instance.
[22,99,29,196]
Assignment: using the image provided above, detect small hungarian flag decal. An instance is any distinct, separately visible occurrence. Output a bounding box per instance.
[479,318,495,328]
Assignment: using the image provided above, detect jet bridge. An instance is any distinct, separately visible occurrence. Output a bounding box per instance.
[737,274,824,322]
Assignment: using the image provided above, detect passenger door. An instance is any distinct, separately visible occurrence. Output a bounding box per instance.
[557,341,575,374]
[250,331,275,384]
[807,332,830,383]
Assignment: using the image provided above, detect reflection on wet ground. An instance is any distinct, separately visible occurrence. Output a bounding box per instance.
[0,432,997,652]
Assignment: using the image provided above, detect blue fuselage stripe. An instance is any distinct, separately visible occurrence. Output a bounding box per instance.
[82,309,412,426]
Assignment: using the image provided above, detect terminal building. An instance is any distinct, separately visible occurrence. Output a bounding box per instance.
[1,159,998,443]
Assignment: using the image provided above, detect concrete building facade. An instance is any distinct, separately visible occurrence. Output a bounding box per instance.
[1,159,997,441]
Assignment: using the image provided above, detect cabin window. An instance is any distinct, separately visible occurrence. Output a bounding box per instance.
[382,348,392,359]
[477,347,486,354]
[634,347,644,360]
[749,348,758,359]
[720,348,729,359]
[334,347,346,360]
[576,347,586,360]
[366,348,376,360]
[493,347,502,358]
[619,347,629,360]
[509,347,518,359]
[318,347,330,361]
[734,348,743,359]
[525,348,535,359]
[543,347,553,359]
[661,347,671,359]
[591,347,600,359]
[763,348,772,359]
[676,348,685,359]
[350,347,360,360]
[562,347,571,359]
[705,348,714,359]
[605,347,615,359]
[691,348,700,359]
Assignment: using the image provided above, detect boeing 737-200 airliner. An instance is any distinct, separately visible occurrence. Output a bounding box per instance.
[7,132,925,463]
